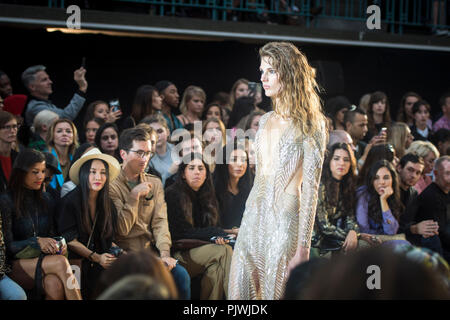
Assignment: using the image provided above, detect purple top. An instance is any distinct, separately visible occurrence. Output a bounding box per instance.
[356,185,399,235]
[433,116,450,132]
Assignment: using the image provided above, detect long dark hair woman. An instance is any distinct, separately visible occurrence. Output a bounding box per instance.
[165,152,233,300]
[94,122,121,163]
[356,160,404,237]
[311,143,360,255]
[213,140,253,232]
[0,149,81,300]
[58,147,121,299]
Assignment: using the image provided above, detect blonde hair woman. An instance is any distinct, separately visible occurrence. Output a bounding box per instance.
[387,122,414,159]
[405,140,440,194]
[45,118,79,190]
[229,42,327,300]
[177,85,206,127]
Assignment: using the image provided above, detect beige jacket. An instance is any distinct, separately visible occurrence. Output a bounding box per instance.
[109,170,172,256]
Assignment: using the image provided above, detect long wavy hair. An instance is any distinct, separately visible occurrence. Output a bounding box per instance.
[387,122,411,159]
[259,42,327,136]
[170,152,220,227]
[78,159,114,239]
[364,160,403,224]
[131,85,159,123]
[321,143,357,215]
[8,149,47,219]
[46,118,79,156]
[357,143,396,186]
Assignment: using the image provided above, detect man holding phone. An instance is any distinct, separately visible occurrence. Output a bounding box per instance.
[22,63,88,126]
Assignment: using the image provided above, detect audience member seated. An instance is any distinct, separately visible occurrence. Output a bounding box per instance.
[126,85,162,128]
[21,65,87,126]
[202,117,226,173]
[243,138,256,177]
[203,102,224,122]
[357,143,396,187]
[244,110,265,140]
[0,149,81,300]
[45,119,79,192]
[94,250,178,299]
[29,110,59,152]
[411,156,450,262]
[165,152,233,300]
[324,96,351,130]
[109,128,190,299]
[387,122,414,160]
[164,130,203,189]
[298,247,449,299]
[227,96,255,131]
[155,80,183,133]
[356,160,407,245]
[58,148,121,299]
[311,143,362,256]
[430,128,450,156]
[433,92,450,132]
[397,154,439,247]
[0,211,27,300]
[43,152,62,202]
[0,71,13,99]
[405,140,440,194]
[177,85,206,127]
[344,107,386,166]
[213,140,253,232]
[97,274,172,300]
[364,91,392,143]
[94,122,120,163]
[84,100,120,125]
[327,130,354,150]
[396,91,421,126]
[410,100,432,142]
[146,115,175,186]
[134,123,162,181]
[0,111,19,194]
[60,143,95,198]
[83,117,104,145]
[229,78,249,111]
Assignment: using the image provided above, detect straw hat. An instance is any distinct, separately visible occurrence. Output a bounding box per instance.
[69,148,120,185]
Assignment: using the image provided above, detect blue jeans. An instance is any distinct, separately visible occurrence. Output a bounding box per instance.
[171,264,191,300]
[0,275,27,300]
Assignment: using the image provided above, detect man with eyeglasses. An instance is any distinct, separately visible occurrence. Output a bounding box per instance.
[109,127,191,299]
[0,111,19,193]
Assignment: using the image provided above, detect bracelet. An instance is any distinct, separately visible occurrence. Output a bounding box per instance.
[88,251,95,262]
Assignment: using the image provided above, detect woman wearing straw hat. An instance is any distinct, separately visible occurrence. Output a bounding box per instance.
[58,147,121,299]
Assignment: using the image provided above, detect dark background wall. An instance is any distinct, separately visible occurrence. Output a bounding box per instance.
[2,26,450,127]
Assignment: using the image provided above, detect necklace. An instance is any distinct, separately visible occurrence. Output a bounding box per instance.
[30,209,39,238]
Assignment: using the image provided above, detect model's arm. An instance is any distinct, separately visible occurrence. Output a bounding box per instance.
[292,129,326,266]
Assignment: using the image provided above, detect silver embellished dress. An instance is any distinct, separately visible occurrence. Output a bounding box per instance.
[228,111,326,300]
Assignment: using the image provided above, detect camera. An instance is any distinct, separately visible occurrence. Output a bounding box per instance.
[109,99,121,112]
[108,246,124,257]
[248,82,258,97]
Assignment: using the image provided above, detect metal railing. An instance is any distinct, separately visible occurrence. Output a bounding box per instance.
[48,0,450,34]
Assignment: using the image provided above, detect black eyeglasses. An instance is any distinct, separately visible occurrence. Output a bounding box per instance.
[0,124,20,131]
[128,149,152,158]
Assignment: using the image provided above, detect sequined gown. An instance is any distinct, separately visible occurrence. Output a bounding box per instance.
[228,111,326,300]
